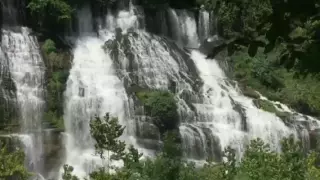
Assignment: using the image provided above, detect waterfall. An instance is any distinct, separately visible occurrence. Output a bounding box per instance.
[167,9,199,48]
[100,4,320,163]
[1,27,45,176]
[1,0,46,178]
[63,36,125,177]
[76,6,94,36]
[186,51,295,158]
[198,10,210,43]
[61,2,320,178]
[62,5,145,178]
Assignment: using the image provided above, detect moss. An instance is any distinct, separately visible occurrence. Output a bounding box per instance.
[275,111,292,124]
[42,39,57,54]
[41,39,71,129]
[253,99,292,123]
[43,111,64,131]
[253,99,277,113]
[289,27,308,40]
[241,86,260,99]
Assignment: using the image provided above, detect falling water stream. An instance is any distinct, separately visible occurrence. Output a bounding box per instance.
[0,1,319,179]
[61,3,320,178]
[1,27,46,179]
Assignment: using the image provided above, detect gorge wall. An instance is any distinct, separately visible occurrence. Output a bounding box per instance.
[0,0,320,179]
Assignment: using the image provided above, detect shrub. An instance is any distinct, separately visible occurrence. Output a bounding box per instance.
[42,39,57,54]
[137,90,178,132]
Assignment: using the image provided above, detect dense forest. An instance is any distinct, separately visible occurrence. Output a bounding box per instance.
[2,0,320,179]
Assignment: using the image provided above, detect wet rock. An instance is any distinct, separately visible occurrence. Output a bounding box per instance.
[202,128,222,162]
[104,39,114,50]
[241,86,260,99]
[115,28,123,41]
[199,35,226,56]
[136,138,161,150]
[42,129,65,178]
[230,97,248,132]
[253,99,294,125]
[309,128,320,150]
[275,111,292,126]
[135,120,160,140]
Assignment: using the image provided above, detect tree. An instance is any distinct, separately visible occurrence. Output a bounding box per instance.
[62,165,79,180]
[89,113,126,170]
[0,144,31,180]
[27,0,73,32]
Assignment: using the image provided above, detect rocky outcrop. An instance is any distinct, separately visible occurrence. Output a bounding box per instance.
[0,48,18,132]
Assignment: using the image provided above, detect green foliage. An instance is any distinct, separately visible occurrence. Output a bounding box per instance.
[43,111,64,130]
[306,152,320,180]
[207,0,320,117]
[210,0,272,38]
[137,91,178,132]
[41,39,70,130]
[27,0,73,29]
[62,165,79,180]
[42,39,57,54]
[62,113,320,180]
[253,99,277,113]
[90,113,126,162]
[231,45,320,116]
[0,144,31,179]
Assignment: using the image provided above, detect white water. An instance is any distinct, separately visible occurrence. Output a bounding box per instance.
[61,3,320,178]
[198,10,210,43]
[1,27,45,175]
[62,5,144,178]
[168,9,199,48]
[187,51,296,158]
[63,36,128,177]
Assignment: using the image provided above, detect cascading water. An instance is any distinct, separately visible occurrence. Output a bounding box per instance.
[0,1,46,178]
[167,9,199,48]
[198,10,210,43]
[1,27,45,177]
[61,2,320,178]
[62,5,144,178]
[102,4,320,163]
[184,51,297,159]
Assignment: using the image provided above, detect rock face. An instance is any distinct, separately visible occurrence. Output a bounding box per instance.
[42,129,65,178]
[199,35,225,55]
[309,128,320,150]
[0,47,17,131]
[99,27,320,162]
[104,31,205,154]
[1,0,26,27]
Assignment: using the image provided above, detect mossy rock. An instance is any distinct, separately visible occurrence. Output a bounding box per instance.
[253,99,277,113]
[275,111,292,124]
[241,86,260,99]
[253,99,293,123]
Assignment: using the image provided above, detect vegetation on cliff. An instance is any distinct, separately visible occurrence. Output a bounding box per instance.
[137,90,179,134]
[41,39,71,130]
[0,144,30,179]
[200,0,320,117]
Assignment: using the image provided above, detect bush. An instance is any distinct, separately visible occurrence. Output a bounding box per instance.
[136,90,178,132]
[43,111,64,130]
[42,39,57,54]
